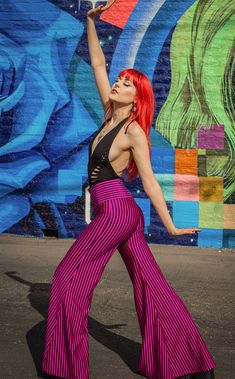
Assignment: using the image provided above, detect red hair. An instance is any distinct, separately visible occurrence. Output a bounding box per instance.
[104,68,155,182]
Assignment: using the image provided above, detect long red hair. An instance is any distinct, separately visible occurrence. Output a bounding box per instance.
[104,68,155,182]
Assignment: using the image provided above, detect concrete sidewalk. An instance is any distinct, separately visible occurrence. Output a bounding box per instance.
[0,234,234,379]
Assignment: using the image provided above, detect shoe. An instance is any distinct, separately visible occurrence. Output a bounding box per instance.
[42,373,61,378]
[191,369,215,378]
[177,369,215,379]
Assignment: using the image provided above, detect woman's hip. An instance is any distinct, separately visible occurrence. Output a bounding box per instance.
[88,178,143,234]
[88,178,133,209]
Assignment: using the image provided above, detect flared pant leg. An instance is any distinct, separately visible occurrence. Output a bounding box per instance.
[118,209,216,379]
[41,178,216,379]
[41,195,140,379]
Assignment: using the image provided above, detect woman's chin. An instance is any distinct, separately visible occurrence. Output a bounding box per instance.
[108,94,117,101]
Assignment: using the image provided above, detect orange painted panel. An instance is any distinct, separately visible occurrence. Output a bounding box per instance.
[175,148,198,175]
[100,0,138,29]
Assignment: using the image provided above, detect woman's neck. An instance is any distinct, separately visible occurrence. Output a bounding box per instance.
[110,110,131,124]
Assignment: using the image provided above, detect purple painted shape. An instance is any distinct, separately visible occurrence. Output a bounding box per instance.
[197,125,224,149]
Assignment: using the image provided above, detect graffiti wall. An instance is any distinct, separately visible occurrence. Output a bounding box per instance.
[0,0,234,248]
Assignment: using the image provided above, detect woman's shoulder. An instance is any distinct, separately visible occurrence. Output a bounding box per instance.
[125,120,144,136]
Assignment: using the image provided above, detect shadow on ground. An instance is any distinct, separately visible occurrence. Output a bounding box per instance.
[5,271,140,379]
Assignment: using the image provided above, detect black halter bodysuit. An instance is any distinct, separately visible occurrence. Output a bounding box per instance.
[88,117,130,188]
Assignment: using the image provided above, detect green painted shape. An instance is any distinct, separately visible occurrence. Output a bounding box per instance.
[199,201,224,228]
[155,0,235,200]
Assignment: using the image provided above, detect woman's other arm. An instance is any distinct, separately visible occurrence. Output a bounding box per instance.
[127,123,201,237]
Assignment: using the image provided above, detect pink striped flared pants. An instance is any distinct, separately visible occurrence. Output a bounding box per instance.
[41,178,216,379]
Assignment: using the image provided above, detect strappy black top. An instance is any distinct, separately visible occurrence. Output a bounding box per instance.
[88,116,130,187]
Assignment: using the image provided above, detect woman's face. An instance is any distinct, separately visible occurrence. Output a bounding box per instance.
[109,74,136,105]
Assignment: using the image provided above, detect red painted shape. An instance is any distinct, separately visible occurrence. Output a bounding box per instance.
[100,0,139,29]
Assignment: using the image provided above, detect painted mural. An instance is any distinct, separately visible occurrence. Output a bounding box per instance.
[0,0,234,248]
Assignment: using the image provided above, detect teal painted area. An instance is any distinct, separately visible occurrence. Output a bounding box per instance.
[67,54,104,124]
[155,174,174,201]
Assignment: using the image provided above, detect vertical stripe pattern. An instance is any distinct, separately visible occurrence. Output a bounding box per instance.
[41,178,216,379]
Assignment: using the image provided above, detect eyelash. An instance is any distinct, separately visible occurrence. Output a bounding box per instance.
[115,79,130,87]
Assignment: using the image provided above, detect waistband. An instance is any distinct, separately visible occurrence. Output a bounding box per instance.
[88,178,132,209]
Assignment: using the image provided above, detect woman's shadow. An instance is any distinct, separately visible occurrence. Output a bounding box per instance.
[5,271,141,378]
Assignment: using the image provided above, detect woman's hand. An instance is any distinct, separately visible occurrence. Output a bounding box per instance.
[87,0,116,20]
[169,227,201,237]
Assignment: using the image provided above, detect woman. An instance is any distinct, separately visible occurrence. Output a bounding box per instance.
[41,1,216,378]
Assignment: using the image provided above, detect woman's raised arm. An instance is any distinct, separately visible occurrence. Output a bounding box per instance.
[87,2,115,110]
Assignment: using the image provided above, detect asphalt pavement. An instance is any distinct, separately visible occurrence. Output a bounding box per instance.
[0,234,234,379]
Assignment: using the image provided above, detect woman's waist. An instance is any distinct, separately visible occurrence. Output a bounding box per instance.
[88,178,132,208]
